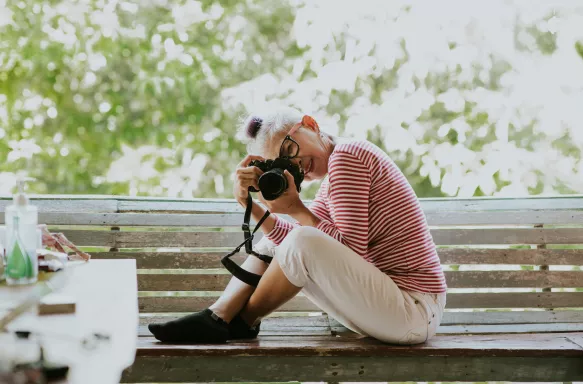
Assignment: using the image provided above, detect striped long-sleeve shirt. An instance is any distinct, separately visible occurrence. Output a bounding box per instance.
[265,140,447,293]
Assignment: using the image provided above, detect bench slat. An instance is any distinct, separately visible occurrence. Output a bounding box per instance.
[445,271,583,288]
[2,195,582,215]
[62,227,583,247]
[0,198,118,213]
[139,310,583,326]
[438,248,583,265]
[131,332,583,357]
[437,323,583,334]
[92,249,583,268]
[136,271,583,291]
[431,228,583,245]
[446,292,583,309]
[116,195,583,213]
[138,296,320,312]
[7,210,583,226]
[123,355,583,382]
[442,310,583,324]
[138,292,583,312]
[425,210,583,226]
[136,321,583,337]
[92,252,247,269]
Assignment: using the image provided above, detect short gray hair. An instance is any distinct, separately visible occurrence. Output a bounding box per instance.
[239,106,304,156]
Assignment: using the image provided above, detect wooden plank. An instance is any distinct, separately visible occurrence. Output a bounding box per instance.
[425,209,583,226]
[116,194,583,213]
[132,332,583,357]
[122,355,583,382]
[138,273,232,291]
[20,210,583,227]
[138,296,319,313]
[21,213,242,227]
[437,323,583,334]
[113,231,253,248]
[61,230,254,248]
[568,335,583,349]
[61,227,583,248]
[418,195,583,212]
[431,228,583,245]
[139,315,332,337]
[3,194,581,211]
[140,314,331,328]
[136,271,583,291]
[91,252,247,269]
[137,322,583,337]
[59,230,114,247]
[138,324,331,337]
[0,197,118,214]
[118,199,244,214]
[93,249,583,269]
[137,293,583,312]
[439,248,583,265]
[447,292,583,309]
[138,310,583,327]
[136,314,583,337]
[445,271,583,288]
[441,310,583,324]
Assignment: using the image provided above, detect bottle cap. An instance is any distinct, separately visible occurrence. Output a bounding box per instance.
[13,177,35,207]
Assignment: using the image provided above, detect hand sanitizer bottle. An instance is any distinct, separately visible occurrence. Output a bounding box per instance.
[5,179,38,285]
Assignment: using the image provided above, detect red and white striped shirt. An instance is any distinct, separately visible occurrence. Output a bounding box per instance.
[266,140,447,293]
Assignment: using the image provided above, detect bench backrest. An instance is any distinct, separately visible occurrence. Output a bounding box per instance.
[1,195,582,328]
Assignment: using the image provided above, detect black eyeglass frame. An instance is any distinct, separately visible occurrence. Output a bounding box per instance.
[279,135,300,160]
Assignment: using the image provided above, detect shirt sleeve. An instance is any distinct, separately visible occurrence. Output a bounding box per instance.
[264,180,332,245]
[315,151,371,257]
[263,214,296,244]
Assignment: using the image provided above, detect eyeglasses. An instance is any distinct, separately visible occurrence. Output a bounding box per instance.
[279,135,300,159]
[279,122,302,159]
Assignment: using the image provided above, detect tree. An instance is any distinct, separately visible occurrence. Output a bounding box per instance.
[1,0,582,198]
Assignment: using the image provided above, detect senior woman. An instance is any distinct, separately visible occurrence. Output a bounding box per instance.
[149,107,447,344]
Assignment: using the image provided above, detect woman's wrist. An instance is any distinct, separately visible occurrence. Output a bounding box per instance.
[249,200,277,234]
[290,204,321,228]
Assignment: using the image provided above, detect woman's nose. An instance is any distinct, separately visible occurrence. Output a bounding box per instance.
[290,158,302,167]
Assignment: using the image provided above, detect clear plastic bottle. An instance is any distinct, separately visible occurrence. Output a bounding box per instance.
[5,179,38,285]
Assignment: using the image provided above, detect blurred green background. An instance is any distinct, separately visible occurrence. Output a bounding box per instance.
[1,0,582,199]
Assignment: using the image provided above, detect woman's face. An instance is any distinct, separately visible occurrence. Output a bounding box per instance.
[263,126,330,182]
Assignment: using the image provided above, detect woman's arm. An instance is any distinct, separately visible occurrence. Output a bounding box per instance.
[263,150,372,259]
[263,180,330,244]
[247,200,277,235]
[293,151,372,257]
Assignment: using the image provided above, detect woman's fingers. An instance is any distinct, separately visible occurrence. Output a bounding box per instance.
[238,176,259,185]
[239,179,259,190]
[236,166,263,177]
[238,154,265,168]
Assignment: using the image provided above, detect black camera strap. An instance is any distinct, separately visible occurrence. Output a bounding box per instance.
[221,194,273,287]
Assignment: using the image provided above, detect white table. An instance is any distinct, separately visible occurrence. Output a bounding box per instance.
[0,260,138,383]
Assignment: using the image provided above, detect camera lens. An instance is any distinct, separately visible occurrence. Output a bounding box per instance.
[258,169,288,200]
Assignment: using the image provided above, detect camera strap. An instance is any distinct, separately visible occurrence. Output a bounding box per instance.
[221,194,273,287]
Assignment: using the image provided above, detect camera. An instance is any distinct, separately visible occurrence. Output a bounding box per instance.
[248,158,305,200]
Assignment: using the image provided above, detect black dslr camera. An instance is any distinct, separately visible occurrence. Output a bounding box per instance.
[249,158,305,200]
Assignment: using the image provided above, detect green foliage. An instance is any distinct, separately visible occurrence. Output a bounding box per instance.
[0,0,301,197]
[1,1,582,199]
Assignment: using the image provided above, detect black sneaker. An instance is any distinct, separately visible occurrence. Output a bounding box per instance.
[148,309,229,343]
[228,314,260,340]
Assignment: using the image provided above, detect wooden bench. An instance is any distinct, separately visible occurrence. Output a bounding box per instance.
[1,195,582,382]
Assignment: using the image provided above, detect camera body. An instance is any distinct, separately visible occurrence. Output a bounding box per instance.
[249,158,305,200]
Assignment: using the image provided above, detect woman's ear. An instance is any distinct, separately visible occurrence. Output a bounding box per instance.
[301,115,320,134]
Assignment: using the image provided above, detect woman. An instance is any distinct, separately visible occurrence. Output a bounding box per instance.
[149,107,447,344]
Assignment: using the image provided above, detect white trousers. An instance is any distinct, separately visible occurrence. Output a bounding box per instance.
[255,226,446,345]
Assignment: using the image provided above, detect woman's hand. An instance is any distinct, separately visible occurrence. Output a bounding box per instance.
[259,170,304,215]
[234,155,265,207]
